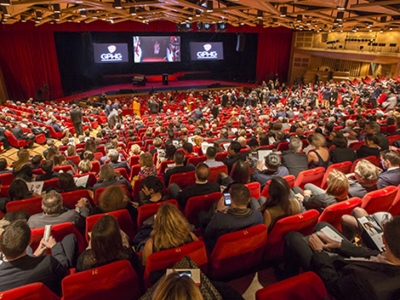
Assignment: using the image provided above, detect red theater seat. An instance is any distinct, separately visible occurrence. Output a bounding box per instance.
[4,130,29,148]
[294,167,325,190]
[54,165,76,175]
[93,184,129,205]
[208,165,228,183]
[168,171,196,189]
[184,192,222,228]
[245,182,261,199]
[144,240,208,288]
[264,210,319,261]
[261,175,295,198]
[318,197,362,231]
[137,199,179,228]
[208,224,267,280]
[85,209,137,244]
[187,155,207,166]
[255,271,327,300]
[6,197,43,215]
[61,189,94,207]
[61,260,142,300]
[361,186,398,214]
[320,161,352,189]
[66,155,81,166]
[215,151,228,162]
[350,156,378,173]
[90,160,101,175]
[0,172,14,186]
[0,283,60,300]
[114,168,129,181]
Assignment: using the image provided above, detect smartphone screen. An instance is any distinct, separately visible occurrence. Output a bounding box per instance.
[224,193,231,206]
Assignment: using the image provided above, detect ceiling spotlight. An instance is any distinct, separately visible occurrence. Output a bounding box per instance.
[296,14,302,22]
[36,11,42,20]
[337,11,344,21]
[206,1,213,13]
[257,10,263,20]
[381,16,387,22]
[80,10,87,17]
[306,19,311,25]
[280,6,287,17]
[54,13,60,21]
[20,15,26,22]
[389,27,393,30]
[289,21,293,27]
[54,4,61,13]
[0,0,11,6]
[113,0,122,9]
[1,6,9,16]
[195,10,200,17]
[67,17,72,22]
[129,7,136,15]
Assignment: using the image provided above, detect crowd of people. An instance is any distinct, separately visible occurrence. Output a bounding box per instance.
[1,76,400,299]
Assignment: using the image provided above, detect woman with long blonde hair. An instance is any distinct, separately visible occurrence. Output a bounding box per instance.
[142,203,198,265]
[12,149,33,182]
[152,272,203,300]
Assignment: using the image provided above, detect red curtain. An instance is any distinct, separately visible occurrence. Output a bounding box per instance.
[256,27,293,84]
[0,27,63,100]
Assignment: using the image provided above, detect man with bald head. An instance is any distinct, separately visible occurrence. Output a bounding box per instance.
[169,163,220,209]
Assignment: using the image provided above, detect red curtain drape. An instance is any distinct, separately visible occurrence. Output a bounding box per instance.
[256,27,293,84]
[0,28,63,100]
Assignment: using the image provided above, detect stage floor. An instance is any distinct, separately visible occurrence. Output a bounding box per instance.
[57,79,257,102]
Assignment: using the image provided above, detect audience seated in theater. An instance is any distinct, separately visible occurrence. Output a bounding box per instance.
[251,153,289,188]
[251,177,303,231]
[128,144,144,159]
[347,160,381,198]
[0,158,11,174]
[30,155,43,170]
[223,141,246,174]
[377,150,400,189]
[220,160,250,193]
[27,190,88,231]
[53,154,77,173]
[193,135,204,156]
[8,178,39,201]
[330,131,356,163]
[90,185,136,222]
[142,203,198,266]
[107,149,130,174]
[10,122,35,147]
[356,133,381,159]
[284,217,400,300]
[80,139,97,160]
[150,137,164,156]
[164,151,195,186]
[12,149,33,182]
[66,145,77,157]
[215,128,233,145]
[50,173,85,194]
[294,169,349,213]
[281,136,308,177]
[365,121,389,151]
[138,176,169,206]
[78,159,93,174]
[204,146,224,168]
[35,160,59,181]
[77,215,141,274]
[137,153,157,180]
[93,164,132,194]
[0,220,77,295]
[46,145,59,161]
[203,184,263,253]
[170,163,220,210]
[307,133,330,170]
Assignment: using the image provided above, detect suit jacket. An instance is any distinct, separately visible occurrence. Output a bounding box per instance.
[0,243,69,295]
[281,153,308,177]
[36,171,59,181]
[108,161,130,174]
[376,132,389,151]
[70,108,82,124]
[223,153,246,174]
[330,147,356,163]
[377,168,400,189]
[10,126,25,140]
[93,176,132,194]
[177,182,220,209]
[310,242,400,300]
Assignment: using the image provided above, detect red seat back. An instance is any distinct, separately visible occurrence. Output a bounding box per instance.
[209,224,267,280]
[61,189,94,207]
[129,164,141,181]
[85,209,137,244]
[93,184,128,206]
[168,171,196,189]
[0,283,59,300]
[186,155,207,167]
[73,172,97,188]
[349,141,364,151]
[361,186,398,214]
[5,130,28,147]
[294,167,325,190]
[128,155,140,167]
[208,165,228,183]
[137,199,179,228]
[90,161,101,175]
[388,185,400,216]
[114,168,129,181]
[54,165,76,175]
[318,197,362,231]
[261,175,295,198]
[144,240,208,288]
[265,210,320,261]
[244,182,261,199]
[184,192,222,228]
[276,142,289,151]
[0,172,14,185]
[61,260,142,300]
[255,271,327,300]
[31,222,87,254]
[215,151,228,162]
[388,135,400,146]
[66,155,81,166]
[320,161,352,189]
[350,156,378,173]
[6,197,43,215]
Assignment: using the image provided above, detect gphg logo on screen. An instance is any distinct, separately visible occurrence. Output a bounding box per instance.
[100,45,123,61]
[197,43,218,59]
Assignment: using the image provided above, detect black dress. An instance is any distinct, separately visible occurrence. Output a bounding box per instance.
[356,145,380,159]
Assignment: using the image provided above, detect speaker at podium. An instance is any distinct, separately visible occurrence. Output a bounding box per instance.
[162,74,168,85]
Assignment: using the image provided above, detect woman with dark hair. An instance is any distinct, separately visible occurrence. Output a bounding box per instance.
[156,144,176,171]
[53,154,78,172]
[76,215,141,274]
[356,133,381,159]
[219,160,250,193]
[330,131,356,163]
[251,177,302,231]
[80,139,97,160]
[8,178,38,201]
[57,173,83,193]
[12,149,33,182]
[139,176,168,206]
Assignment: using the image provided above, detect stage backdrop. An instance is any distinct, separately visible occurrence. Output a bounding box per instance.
[0,22,292,100]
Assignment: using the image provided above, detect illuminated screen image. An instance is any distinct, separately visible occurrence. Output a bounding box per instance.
[133,36,181,63]
[189,42,224,61]
[93,43,129,63]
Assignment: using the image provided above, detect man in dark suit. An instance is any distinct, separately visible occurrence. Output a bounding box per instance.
[0,127,11,150]
[377,150,400,189]
[169,163,220,209]
[223,141,246,174]
[70,104,83,138]
[0,220,77,295]
[365,121,389,151]
[281,137,308,177]
[10,122,35,147]
[35,160,59,181]
[284,218,400,300]
[164,151,195,186]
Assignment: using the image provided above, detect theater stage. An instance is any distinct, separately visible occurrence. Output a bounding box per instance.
[57,79,257,102]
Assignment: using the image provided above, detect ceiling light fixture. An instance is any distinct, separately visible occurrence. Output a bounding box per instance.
[113,0,122,9]
[279,6,287,17]
[206,1,213,13]
[54,13,60,21]
[54,4,61,13]
[381,16,387,22]
[36,11,42,19]
[0,0,10,6]
[257,10,262,20]
[337,11,344,21]
[296,14,302,22]
[130,7,136,15]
